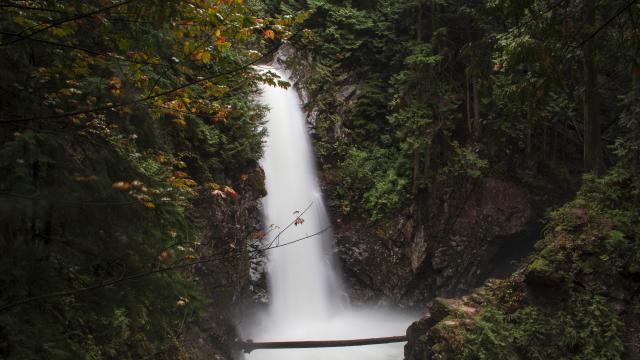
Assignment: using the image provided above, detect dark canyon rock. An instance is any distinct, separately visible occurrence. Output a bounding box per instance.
[335,177,535,308]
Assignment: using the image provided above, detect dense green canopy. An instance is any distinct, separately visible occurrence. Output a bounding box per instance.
[1,0,639,358]
[0,1,299,358]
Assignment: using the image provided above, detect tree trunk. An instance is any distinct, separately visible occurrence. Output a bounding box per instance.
[582,0,601,175]
[633,63,640,174]
[473,76,481,139]
[466,70,472,137]
[542,121,548,161]
[551,120,558,162]
[412,2,424,196]
[240,336,408,353]
[526,119,532,157]
[412,148,420,196]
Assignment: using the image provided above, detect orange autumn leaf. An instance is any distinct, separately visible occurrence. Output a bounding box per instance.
[223,185,237,199]
[112,181,131,190]
[159,251,170,261]
[263,29,275,40]
[212,109,228,123]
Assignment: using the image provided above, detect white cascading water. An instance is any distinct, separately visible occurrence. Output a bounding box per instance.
[242,66,415,360]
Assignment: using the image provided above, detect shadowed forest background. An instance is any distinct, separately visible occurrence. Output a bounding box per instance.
[1,0,639,359]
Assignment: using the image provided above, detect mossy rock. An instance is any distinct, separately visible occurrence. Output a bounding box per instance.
[525,257,563,284]
[429,298,455,322]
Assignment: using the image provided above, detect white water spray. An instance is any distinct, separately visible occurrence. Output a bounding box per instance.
[242,66,414,360]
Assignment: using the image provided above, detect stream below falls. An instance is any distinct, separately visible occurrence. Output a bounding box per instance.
[239,66,416,360]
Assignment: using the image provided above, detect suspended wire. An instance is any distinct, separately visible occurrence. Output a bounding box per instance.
[574,0,640,47]
[0,31,298,125]
[0,30,164,66]
[0,0,145,47]
[494,0,571,40]
[0,203,324,312]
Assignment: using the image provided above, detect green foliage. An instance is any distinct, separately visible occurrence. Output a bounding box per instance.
[462,307,517,360]
[283,0,640,225]
[0,1,299,358]
[461,293,624,360]
[432,166,639,359]
[274,0,640,358]
[437,144,488,182]
[336,147,408,219]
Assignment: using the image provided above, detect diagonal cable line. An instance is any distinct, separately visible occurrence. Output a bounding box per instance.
[0,0,144,47]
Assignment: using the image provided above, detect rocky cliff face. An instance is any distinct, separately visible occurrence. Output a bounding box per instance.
[335,177,536,308]
[404,196,640,359]
[276,45,541,309]
[181,165,265,359]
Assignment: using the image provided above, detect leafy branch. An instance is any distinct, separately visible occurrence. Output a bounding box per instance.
[0,0,145,47]
[0,203,324,312]
[0,32,296,124]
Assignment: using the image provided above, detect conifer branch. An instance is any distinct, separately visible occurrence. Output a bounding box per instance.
[0,227,329,312]
[0,0,145,47]
[575,0,639,47]
[0,3,66,13]
[0,37,289,124]
[0,30,163,66]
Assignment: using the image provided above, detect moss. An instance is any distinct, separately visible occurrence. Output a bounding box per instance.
[524,255,567,290]
[429,298,455,322]
[528,257,552,274]
[451,293,625,360]
[409,168,637,360]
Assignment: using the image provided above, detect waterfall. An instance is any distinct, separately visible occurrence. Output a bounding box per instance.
[258,65,342,325]
[242,66,414,360]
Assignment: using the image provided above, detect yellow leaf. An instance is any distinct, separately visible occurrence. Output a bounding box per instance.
[173,160,188,169]
[173,118,187,127]
[144,201,156,209]
[205,182,221,191]
[201,51,211,64]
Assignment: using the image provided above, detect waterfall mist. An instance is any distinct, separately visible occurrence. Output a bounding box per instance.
[240,66,415,360]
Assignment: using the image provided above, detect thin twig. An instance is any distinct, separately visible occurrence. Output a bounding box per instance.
[0,226,329,312]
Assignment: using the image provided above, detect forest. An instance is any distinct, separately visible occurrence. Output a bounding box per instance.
[1,0,639,359]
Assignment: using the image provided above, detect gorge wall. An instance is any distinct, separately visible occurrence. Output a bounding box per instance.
[254,1,640,358]
[274,44,553,309]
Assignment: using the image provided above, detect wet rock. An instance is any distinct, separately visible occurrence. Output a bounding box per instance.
[404,297,478,360]
[334,177,536,308]
[181,164,265,359]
